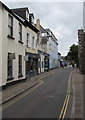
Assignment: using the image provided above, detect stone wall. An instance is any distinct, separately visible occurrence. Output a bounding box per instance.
[78,29,85,74]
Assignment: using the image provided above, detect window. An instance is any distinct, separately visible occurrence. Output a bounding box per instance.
[27,33,29,46]
[7,53,13,80]
[18,55,22,77]
[8,14,13,37]
[19,23,22,42]
[32,37,34,49]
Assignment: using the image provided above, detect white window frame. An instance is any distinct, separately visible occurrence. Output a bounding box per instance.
[19,23,22,42]
[27,33,29,46]
[32,37,35,49]
[8,14,13,37]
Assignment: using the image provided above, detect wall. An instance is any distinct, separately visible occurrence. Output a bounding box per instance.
[1,6,37,86]
[1,8,26,86]
[78,29,85,74]
[25,27,38,54]
[49,37,58,69]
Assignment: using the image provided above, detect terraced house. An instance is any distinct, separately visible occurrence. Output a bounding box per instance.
[0,2,60,87]
[36,19,59,73]
[36,19,50,73]
[0,2,39,87]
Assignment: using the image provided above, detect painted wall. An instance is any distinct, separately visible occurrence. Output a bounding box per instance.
[1,5,37,86]
[25,27,38,54]
[49,37,58,69]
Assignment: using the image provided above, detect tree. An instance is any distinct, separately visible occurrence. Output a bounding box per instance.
[65,44,79,65]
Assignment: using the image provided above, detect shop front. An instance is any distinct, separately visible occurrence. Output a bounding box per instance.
[25,53,39,78]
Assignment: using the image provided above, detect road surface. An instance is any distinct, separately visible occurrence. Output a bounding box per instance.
[2,67,73,118]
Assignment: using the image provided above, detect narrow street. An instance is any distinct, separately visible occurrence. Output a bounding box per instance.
[2,67,73,118]
[0,1,84,119]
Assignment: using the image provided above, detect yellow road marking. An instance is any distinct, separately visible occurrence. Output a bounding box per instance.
[62,94,70,119]
[58,94,68,119]
[58,71,72,120]
[1,80,44,111]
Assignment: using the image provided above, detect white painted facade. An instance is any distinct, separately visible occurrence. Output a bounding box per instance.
[0,2,38,86]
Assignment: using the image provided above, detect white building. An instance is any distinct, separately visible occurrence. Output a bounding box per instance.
[0,2,38,87]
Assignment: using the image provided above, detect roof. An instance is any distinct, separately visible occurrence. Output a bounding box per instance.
[13,13,25,23]
[11,7,29,13]
[40,25,47,33]
[45,29,58,45]
[45,29,57,40]
[0,2,39,33]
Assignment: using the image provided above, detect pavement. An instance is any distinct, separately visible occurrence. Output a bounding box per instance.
[1,67,84,118]
[66,68,84,119]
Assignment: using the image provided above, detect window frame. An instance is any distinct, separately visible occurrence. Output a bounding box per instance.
[8,14,13,37]
[27,33,29,46]
[32,36,35,49]
[7,53,14,80]
[18,55,23,78]
[18,23,22,42]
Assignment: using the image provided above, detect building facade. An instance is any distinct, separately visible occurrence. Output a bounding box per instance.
[0,2,60,87]
[36,19,49,73]
[36,19,59,72]
[0,2,38,86]
[58,52,61,67]
[45,29,59,69]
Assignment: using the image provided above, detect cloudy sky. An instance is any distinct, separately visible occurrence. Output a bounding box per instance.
[1,0,83,56]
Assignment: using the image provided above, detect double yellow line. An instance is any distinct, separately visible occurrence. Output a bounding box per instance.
[58,71,72,120]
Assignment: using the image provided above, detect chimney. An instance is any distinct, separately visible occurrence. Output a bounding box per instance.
[36,19,40,30]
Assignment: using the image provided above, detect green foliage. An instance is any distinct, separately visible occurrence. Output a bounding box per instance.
[66,44,79,64]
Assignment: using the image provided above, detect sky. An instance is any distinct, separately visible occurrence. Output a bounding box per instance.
[1,0,83,56]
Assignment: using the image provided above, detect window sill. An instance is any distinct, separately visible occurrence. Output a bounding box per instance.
[18,74,23,78]
[7,77,14,81]
[18,41,23,44]
[7,35,15,40]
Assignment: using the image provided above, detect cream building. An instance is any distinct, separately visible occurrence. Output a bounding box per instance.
[0,2,38,87]
[36,19,49,73]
